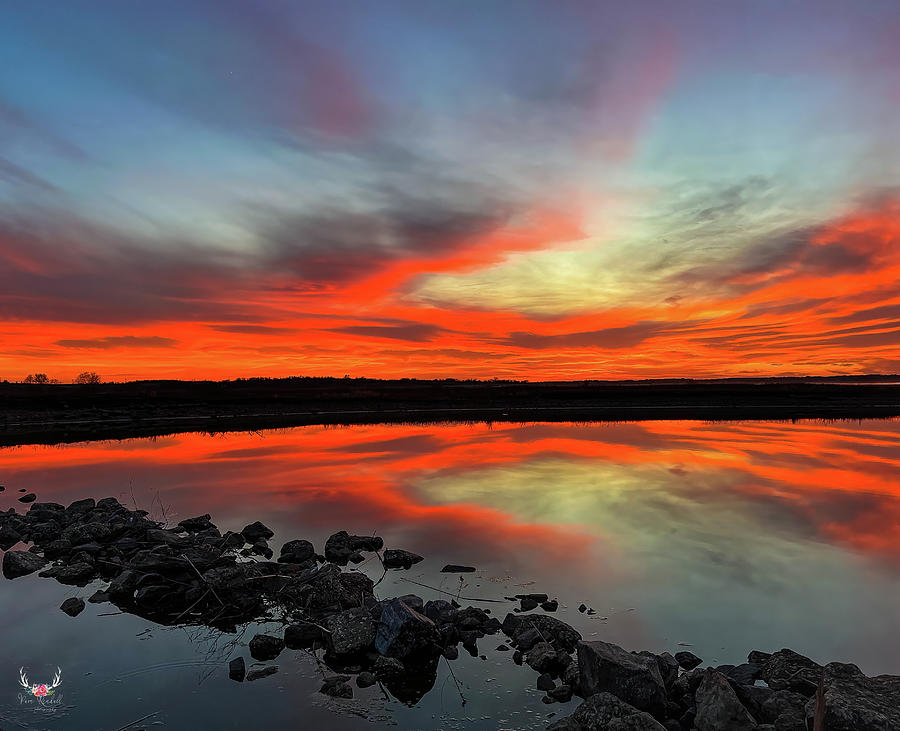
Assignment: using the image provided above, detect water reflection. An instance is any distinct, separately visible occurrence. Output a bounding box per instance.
[2,419,900,728]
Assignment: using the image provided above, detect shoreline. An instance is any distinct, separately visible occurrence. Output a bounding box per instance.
[1,376,900,446]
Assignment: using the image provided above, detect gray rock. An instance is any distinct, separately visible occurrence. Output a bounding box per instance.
[279,539,316,564]
[356,671,376,688]
[60,597,85,616]
[320,676,353,698]
[323,531,383,565]
[758,648,821,695]
[726,662,761,686]
[502,613,582,652]
[675,650,703,670]
[761,690,808,723]
[375,598,439,658]
[577,640,667,718]
[2,550,46,579]
[548,684,574,703]
[325,607,376,656]
[547,692,666,730]
[638,651,679,690]
[249,634,284,661]
[382,549,423,570]
[537,673,556,691]
[804,661,900,730]
[694,670,757,731]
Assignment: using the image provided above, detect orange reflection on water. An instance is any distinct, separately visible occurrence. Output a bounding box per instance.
[2,419,900,568]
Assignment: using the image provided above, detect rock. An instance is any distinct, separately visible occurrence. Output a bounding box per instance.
[284,622,323,649]
[502,613,582,652]
[54,562,96,586]
[221,531,245,549]
[249,634,284,661]
[805,661,900,730]
[441,564,476,573]
[240,521,274,543]
[246,665,278,681]
[396,594,425,613]
[356,671,376,688]
[87,590,110,604]
[382,549,423,570]
[279,539,315,564]
[527,642,566,675]
[497,643,510,651]
[537,673,556,691]
[60,597,85,616]
[760,690,807,723]
[18,493,36,504]
[0,525,21,551]
[548,684,574,703]
[638,651,679,691]
[541,600,559,612]
[178,514,214,532]
[578,603,587,613]
[547,692,667,731]
[512,650,523,665]
[675,650,703,670]
[725,662,761,686]
[749,650,773,665]
[376,598,440,659]
[520,597,539,611]
[323,531,383,565]
[229,657,245,682]
[443,645,459,660]
[694,670,757,731]
[325,607,376,656]
[731,682,774,719]
[2,550,47,579]
[577,640,667,719]
[43,539,73,559]
[758,649,821,695]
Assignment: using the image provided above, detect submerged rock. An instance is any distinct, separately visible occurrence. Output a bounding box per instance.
[60,597,85,616]
[246,665,278,682]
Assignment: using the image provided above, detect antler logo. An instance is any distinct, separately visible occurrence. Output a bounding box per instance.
[18,667,62,697]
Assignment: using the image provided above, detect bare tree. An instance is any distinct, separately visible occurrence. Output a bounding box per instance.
[74,371,102,384]
[23,373,50,384]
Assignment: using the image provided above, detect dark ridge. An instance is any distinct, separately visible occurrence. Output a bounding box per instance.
[0,375,899,446]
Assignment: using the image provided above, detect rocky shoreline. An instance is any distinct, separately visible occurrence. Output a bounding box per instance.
[2,495,899,729]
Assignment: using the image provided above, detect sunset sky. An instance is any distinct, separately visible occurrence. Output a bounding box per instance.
[2,0,900,381]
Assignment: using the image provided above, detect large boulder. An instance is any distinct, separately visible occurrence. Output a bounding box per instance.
[694,669,757,731]
[382,549,423,570]
[547,692,666,730]
[758,648,821,695]
[240,521,274,543]
[375,598,440,659]
[577,640,667,718]
[804,661,900,730]
[279,539,316,564]
[2,550,47,579]
[325,607,376,656]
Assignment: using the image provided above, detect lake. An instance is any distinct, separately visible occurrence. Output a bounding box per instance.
[2,419,900,729]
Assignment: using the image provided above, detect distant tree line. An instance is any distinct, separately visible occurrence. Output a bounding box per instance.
[21,371,102,384]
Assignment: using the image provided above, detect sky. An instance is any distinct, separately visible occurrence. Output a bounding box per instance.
[2,0,900,382]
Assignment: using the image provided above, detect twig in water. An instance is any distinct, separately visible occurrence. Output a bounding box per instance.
[115,710,160,730]
[398,578,505,603]
[443,656,466,707]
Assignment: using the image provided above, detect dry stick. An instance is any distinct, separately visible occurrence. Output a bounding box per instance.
[443,656,467,707]
[398,578,505,603]
[115,710,160,731]
[813,670,826,731]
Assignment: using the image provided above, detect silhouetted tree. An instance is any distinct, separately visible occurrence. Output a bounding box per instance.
[23,373,50,384]
[74,371,102,384]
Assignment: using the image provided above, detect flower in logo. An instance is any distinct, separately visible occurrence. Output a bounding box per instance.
[33,684,48,697]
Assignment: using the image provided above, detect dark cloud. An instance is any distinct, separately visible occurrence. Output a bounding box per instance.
[328,324,447,342]
[500,321,671,350]
[55,335,178,349]
[210,325,298,335]
[830,303,900,325]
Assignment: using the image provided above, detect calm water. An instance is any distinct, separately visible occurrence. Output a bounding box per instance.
[2,419,900,730]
